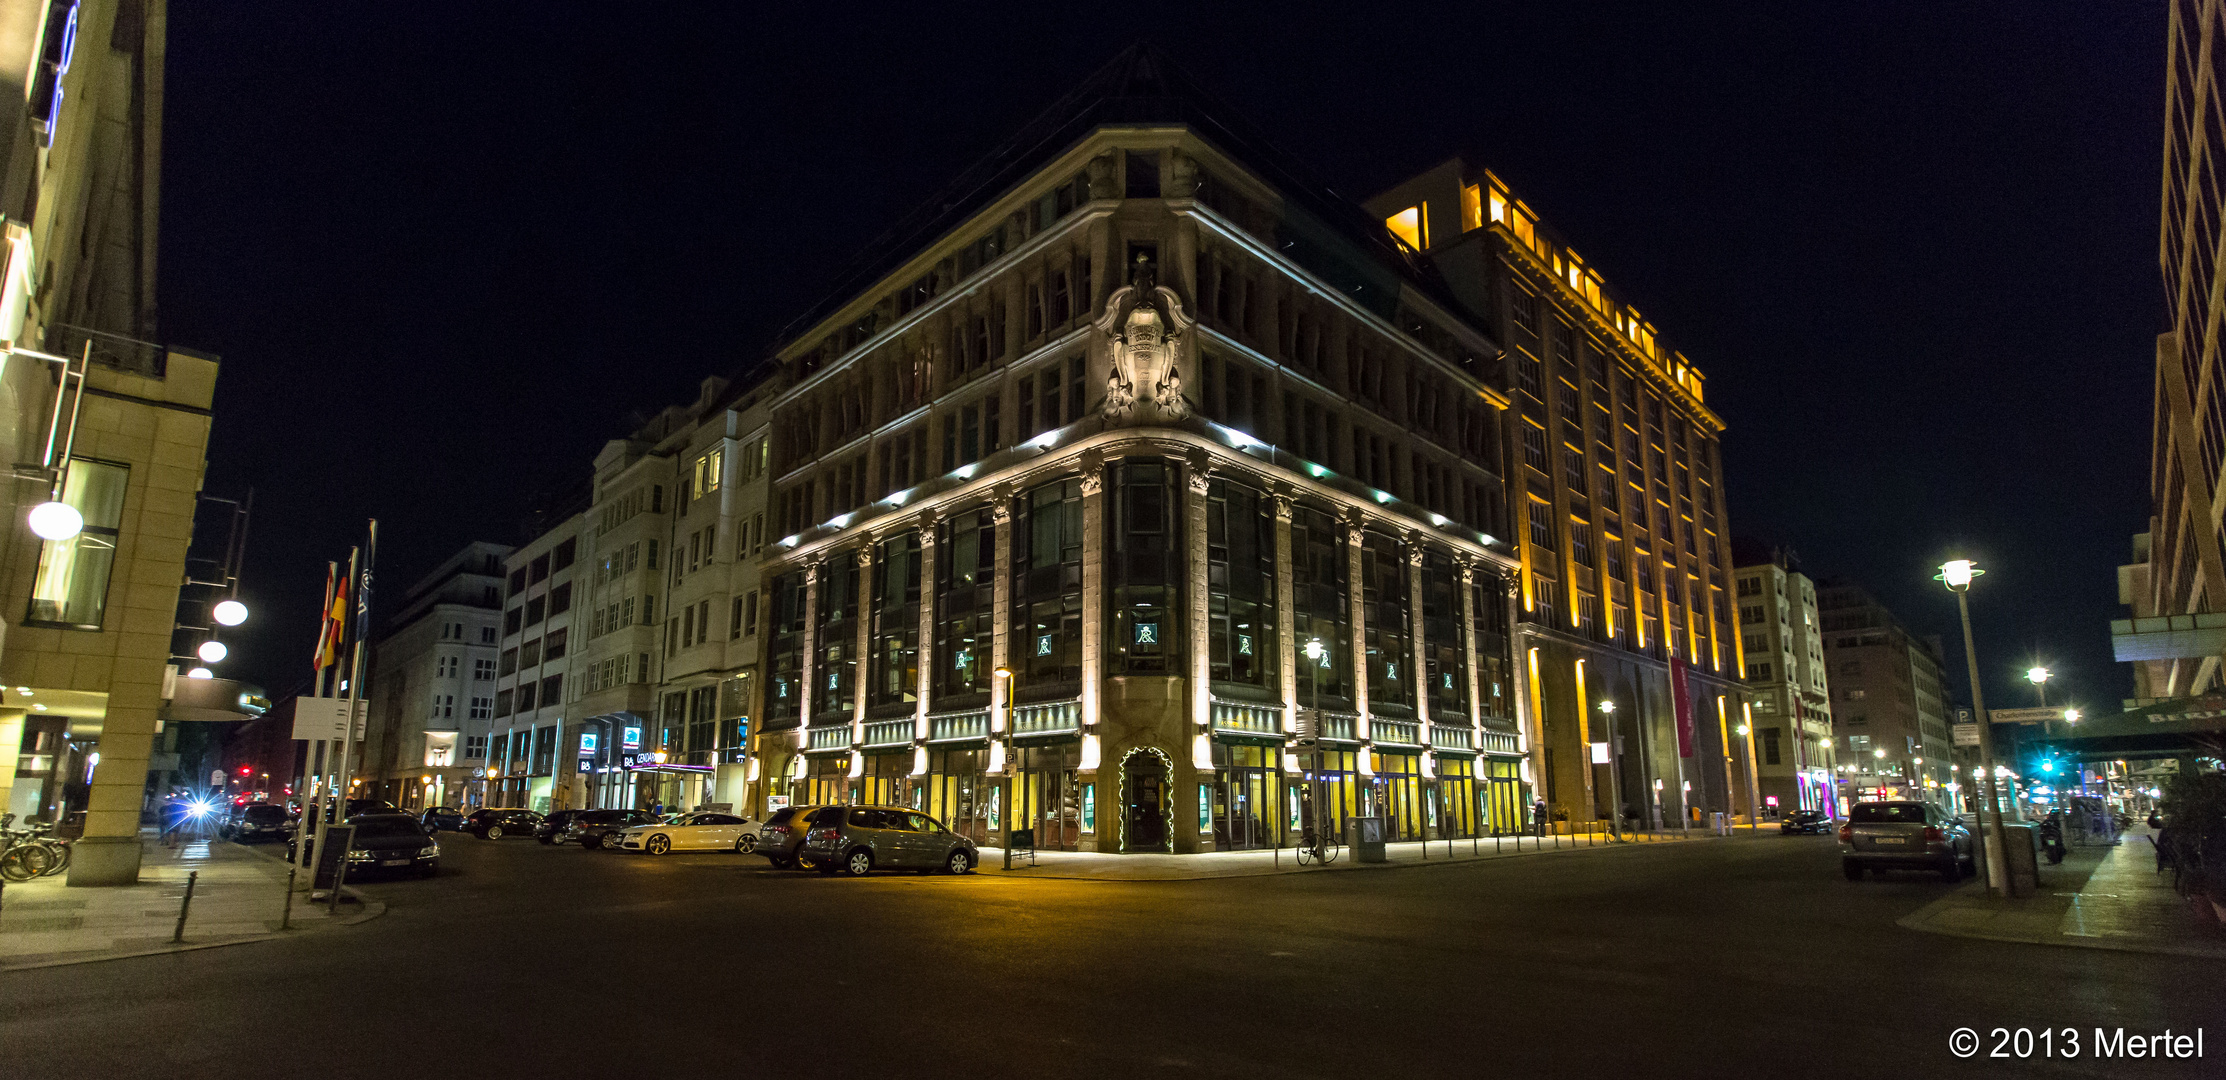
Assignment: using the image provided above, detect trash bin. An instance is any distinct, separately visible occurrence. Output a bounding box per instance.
[1347,816,1387,863]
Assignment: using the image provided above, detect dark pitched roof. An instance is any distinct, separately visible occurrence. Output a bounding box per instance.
[770,43,1454,351]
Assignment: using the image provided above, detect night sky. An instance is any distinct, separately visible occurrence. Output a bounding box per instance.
[156,4,2161,717]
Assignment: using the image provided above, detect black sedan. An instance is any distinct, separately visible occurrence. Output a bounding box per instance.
[566,808,662,850]
[535,809,585,845]
[287,813,441,878]
[464,808,543,840]
[1780,809,1834,834]
[221,802,293,843]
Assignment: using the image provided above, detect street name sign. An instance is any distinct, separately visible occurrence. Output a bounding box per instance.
[1989,707,2066,725]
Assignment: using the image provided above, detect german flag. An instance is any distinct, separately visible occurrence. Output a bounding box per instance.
[314,564,346,671]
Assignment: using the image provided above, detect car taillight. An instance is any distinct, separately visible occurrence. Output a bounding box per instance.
[1837,824,1852,843]
[1923,826,1944,843]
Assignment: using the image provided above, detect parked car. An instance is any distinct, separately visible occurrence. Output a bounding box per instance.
[565,809,662,850]
[346,798,405,817]
[535,809,586,845]
[286,813,442,878]
[756,805,835,869]
[615,812,762,855]
[421,806,465,832]
[221,802,293,843]
[464,808,544,840]
[1780,809,1833,835]
[1839,801,1972,880]
[797,805,978,877]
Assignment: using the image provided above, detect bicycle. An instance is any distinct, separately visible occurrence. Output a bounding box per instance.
[0,826,53,881]
[1293,827,1341,867]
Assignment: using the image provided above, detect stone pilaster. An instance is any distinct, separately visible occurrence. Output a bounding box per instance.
[853,545,874,739]
[1272,493,1296,738]
[1078,460,1104,730]
[1186,459,1213,754]
[1345,517,1370,762]
[914,518,938,743]
[991,491,1015,737]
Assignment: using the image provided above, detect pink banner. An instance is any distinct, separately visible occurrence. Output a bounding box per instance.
[1670,655,1695,758]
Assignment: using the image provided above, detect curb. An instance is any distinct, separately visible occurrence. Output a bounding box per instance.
[1896,885,2226,961]
[977,832,1720,883]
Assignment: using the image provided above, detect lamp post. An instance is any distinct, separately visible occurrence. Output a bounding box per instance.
[994,666,1016,870]
[1599,700,1624,839]
[1939,559,2010,898]
[1734,722,1761,831]
[1303,638,1325,851]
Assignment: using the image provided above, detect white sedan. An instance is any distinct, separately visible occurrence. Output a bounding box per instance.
[615,812,763,855]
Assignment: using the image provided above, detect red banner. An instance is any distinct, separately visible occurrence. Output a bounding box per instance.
[1670,655,1695,758]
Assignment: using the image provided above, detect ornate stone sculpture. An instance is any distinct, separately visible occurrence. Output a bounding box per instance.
[1097,253,1194,425]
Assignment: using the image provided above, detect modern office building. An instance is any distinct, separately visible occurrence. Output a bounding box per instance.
[2115,0,2226,690]
[1731,539,1836,815]
[484,504,585,812]
[748,50,1526,855]
[0,0,231,885]
[1816,579,1953,800]
[359,542,509,809]
[1366,163,1748,832]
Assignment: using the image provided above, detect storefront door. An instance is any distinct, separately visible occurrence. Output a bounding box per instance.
[1211,742,1277,850]
[1016,743,1079,851]
[1372,753,1422,840]
[1121,751,1169,852]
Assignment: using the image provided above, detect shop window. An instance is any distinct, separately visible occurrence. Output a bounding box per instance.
[1108,460,1181,676]
[815,556,858,720]
[1012,477,1085,689]
[1362,531,1413,712]
[1291,504,1350,705]
[869,530,922,711]
[764,572,807,728]
[938,508,997,703]
[1206,478,1276,690]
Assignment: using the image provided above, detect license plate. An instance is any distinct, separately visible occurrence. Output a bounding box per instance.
[381,859,409,866]
[1872,837,1906,845]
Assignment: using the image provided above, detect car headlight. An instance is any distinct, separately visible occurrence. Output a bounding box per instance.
[346,848,374,862]
[417,844,439,858]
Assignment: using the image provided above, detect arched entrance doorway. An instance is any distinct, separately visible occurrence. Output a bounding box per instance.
[1119,747,1172,853]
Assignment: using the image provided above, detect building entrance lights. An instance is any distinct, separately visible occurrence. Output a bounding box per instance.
[1936,558,2011,898]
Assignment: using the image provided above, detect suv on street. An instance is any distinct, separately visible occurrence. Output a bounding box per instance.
[1840,801,1972,881]
[535,809,586,844]
[566,808,664,850]
[464,808,543,840]
[222,802,293,843]
[798,805,978,877]
[1780,809,1833,835]
[756,805,834,869]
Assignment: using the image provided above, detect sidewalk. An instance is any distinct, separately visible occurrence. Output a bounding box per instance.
[0,831,384,971]
[975,824,1732,881]
[1899,826,2226,959]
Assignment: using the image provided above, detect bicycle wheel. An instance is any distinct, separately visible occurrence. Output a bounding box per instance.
[39,841,70,876]
[1294,843,1316,867]
[2,845,51,880]
[1320,842,1341,866]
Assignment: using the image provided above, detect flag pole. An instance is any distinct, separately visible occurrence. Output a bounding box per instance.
[311,546,359,897]
[297,562,339,886]
[327,519,378,839]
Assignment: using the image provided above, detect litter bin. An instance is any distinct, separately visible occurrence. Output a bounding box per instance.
[1347,816,1387,863]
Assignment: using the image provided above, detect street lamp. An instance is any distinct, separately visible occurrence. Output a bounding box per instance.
[1937,558,2011,898]
[1302,638,1325,853]
[1598,701,1623,839]
[1734,722,1761,829]
[994,666,1016,870]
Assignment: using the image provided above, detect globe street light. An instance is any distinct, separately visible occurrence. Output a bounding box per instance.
[212,599,249,626]
[1937,558,2011,898]
[27,500,81,540]
[197,640,228,664]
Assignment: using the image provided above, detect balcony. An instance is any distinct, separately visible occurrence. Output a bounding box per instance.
[807,726,852,752]
[1011,699,1080,739]
[862,719,914,749]
[1211,700,1282,738]
[1428,723,1473,751]
[1371,718,1423,747]
[927,709,989,744]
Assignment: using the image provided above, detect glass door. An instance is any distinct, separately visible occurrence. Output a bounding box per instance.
[1211,743,1277,850]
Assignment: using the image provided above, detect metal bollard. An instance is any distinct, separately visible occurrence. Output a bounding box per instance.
[281,866,297,930]
[172,870,199,943]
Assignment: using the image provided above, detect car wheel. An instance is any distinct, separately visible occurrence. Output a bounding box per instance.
[946,849,974,875]
[646,834,671,855]
[737,834,758,854]
[486,825,504,840]
[1842,859,1863,882]
[842,850,874,877]
[767,854,794,870]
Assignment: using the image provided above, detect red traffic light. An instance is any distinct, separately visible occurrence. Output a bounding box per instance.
[238,765,252,775]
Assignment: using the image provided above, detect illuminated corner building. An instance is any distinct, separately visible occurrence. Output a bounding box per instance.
[0,1,232,886]
[358,543,511,811]
[752,48,1524,855]
[1814,579,1953,798]
[1730,540,1837,817]
[2117,0,2226,691]
[1367,162,1744,832]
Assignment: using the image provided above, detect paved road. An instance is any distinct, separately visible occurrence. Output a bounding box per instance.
[5,832,2217,1079]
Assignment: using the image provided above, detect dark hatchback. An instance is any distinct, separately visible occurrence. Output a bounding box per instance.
[566,809,662,850]
[465,808,543,840]
[223,803,293,843]
[288,814,442,878]
[1780,809,1833,835]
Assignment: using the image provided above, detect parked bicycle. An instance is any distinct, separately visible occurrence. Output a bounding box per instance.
[0,814,72,879]
[1293,825,1341,867]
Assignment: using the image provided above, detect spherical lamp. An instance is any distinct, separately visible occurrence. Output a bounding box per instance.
[212,599,249,626]
[197,640,228,663]
[27,500,81,540]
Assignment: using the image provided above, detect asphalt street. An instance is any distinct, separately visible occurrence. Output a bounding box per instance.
[4,832,2218,1079]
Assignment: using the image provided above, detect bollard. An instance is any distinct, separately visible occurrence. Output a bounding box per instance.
[172,870,199,943]
[281,866,297,930]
